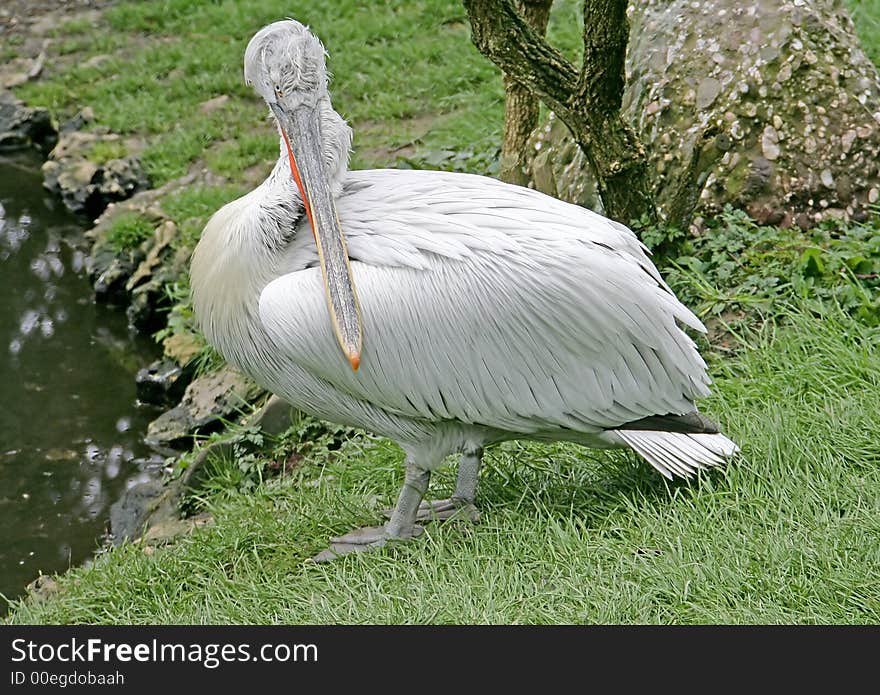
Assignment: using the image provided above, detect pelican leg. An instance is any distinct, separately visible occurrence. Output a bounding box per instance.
[385,447,483,523]
[311,459,428,562]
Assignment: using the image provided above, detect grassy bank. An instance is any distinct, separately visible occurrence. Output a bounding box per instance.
[5,0,880,623]
[8,303,879,624]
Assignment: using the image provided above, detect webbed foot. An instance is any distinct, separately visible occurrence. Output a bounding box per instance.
[383,498,481,523]
[310,523,424,562]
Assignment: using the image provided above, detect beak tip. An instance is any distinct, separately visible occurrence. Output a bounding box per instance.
[348,352,361,372]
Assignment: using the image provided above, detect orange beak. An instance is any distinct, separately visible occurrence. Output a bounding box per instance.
[271,102,362,371]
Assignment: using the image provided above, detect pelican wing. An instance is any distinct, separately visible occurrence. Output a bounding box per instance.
[259,170,711,434]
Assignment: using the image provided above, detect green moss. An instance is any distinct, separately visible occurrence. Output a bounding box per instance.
[103,212,155,252]
[87,140,128,165]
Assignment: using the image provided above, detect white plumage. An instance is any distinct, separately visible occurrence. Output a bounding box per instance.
[191,20,738,558]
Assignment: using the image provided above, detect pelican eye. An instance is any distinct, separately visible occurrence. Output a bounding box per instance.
[274,85,284,98]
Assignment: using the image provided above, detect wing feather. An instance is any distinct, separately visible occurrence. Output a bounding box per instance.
[259,169,711,436]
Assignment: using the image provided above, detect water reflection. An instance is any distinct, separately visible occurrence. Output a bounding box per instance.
[9,217,70,354]
[0,151,163,613]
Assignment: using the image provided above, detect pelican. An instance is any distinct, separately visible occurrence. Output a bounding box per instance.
[191,20,738,560]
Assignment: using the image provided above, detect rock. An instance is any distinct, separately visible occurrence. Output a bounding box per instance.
[2,72,29,89]
[25,575,60,602]
[528,114,605,211]
[42,128,149,216]
[162,331,204,366]
[251,395,299,436]
[135,358,196,406]
[199,95,230,114]
[142,512,214,546]
[526,0,880,228]
[82,173,207,308]
[0,89,56,152]
[696,77,722,109]
[761,125,780,161]
[110,440,231,545]
[145,367,265,447]
[126,220,177,291]
[82,54,112,71]
[144,406,197,448]
[90,246,141,303]
[110,398,295,544]
[60,107,95,134]
[122,221,187,332]
[127,242,189,333]
[109,479,172,544]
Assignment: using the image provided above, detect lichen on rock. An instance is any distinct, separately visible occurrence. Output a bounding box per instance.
[145,366,265,448]
[527,0,880,229]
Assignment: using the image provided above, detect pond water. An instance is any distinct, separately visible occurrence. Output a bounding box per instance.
[0,150,163,614]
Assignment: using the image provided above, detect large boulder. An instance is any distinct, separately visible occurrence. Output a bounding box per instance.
[527,0,880,228]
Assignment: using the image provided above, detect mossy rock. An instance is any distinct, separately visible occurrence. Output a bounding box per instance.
[527,0,880,228]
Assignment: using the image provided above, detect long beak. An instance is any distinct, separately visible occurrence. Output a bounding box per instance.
[271,101,363,371]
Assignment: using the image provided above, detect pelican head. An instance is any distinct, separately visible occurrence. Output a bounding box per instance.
[244,20,328,110]
[244,20,362,371]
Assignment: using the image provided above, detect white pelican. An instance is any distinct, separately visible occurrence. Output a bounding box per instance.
[191,20,738,560]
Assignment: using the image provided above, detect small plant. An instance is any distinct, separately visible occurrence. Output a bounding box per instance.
[103,212,154,252]
[152,279,225,375]
[661,207,880,329]
[182,415,357,512]
[399,145,501,176]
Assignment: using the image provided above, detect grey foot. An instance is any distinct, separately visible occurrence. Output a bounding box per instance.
[383,498,481,523]
[310,524,424,563]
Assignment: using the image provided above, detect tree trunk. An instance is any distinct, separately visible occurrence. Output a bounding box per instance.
[500,0,553,186]
[463,0,658,225]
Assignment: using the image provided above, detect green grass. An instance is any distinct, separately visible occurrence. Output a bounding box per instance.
[87,139,128,165]
[850,0,880,64]
[658,208,880,331]
[13,0,589,188]
[6,302,879,624]
[5,0,880,624]
[206,132,278,179]
[102,211,155,252]
[159,184,246,248]
[16,0,498,186]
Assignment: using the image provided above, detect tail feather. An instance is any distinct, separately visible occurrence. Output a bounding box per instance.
[614,430,739,480]
[629,432,693,478]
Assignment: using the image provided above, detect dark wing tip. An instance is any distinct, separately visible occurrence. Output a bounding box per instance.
[615,411,720,434]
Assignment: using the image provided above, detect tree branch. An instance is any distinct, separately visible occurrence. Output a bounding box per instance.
[578,0,629,113]
[464,0,657,224]
[463,0,579,123]
[500,0,554,185]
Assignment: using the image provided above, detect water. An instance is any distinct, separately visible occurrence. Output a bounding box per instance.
[0,150,163,613]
